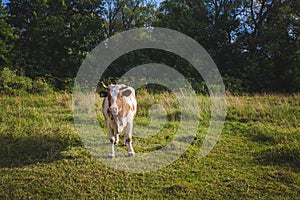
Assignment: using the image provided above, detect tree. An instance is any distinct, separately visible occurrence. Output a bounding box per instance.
[157,0,299,92]
[154,0,245,92]
[101,0,158,81]
[156,0,209,44]
[8,0,105,80]
[0,0,17,69]
[239,0,300,91]
[64,0,105,78]
[203,0,244,75]
[103,0,157,37]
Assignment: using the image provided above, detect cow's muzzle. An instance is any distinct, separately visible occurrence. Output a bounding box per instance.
[110,106,118,114]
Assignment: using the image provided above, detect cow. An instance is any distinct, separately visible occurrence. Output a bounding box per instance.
[100,82,137,158]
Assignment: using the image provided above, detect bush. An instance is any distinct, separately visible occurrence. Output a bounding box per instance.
[0,68,32,95]
[0,68,53,95]
[223,75,246,94]
[32,78,53,94]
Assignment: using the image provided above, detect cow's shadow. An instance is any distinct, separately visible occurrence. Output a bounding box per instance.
[0,134,82,168]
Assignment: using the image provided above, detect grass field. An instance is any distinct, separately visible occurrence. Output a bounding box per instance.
[0,91,299,199]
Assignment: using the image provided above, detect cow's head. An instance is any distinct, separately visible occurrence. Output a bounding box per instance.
[100,82,132,115]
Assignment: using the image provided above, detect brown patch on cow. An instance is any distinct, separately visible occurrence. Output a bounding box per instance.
[120,103,131,117]
[116,95,123,110]
[108,109,114,120]
[102,98,106,109]
[131,104,136,118]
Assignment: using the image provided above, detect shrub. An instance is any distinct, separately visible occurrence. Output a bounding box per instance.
[0,68,53,95]
[32,78,53,94]
[0,68,32,95]
[223,75,246,94]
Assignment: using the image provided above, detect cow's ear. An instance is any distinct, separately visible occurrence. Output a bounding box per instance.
[99,91,108,98]
[122,89,132,97]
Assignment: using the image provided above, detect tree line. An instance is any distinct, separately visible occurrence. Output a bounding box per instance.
[0,0,299,93]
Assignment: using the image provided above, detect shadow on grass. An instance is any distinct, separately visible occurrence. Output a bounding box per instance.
[242,124,300,171]
[0,134,83,168]
[254,144,300,171]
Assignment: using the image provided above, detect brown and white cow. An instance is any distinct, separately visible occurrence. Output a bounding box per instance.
[100,82,137,158]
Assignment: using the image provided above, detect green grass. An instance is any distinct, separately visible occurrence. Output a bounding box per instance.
[0,91,299,199]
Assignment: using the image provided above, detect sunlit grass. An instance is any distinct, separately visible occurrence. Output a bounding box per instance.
[0,92,299,199]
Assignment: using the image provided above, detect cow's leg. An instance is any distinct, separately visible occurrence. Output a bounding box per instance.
[108,126,115,158]
[122,118,128,146]
[115,133,119,145]
[125,122,135,157]
[123,132,128,146]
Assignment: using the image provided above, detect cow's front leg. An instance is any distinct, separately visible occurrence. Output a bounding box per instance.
[125,122,135,157]
[123,133,128,146]
[122,118,128,146]
[115,133,120,145]
[108,127,115,158]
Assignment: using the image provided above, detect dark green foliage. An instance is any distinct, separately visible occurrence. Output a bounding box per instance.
[238,0,300,92]
[0,68,53,94]
[156,0,300,93]
[0,0,299,92]
[0,0,17,68]
[7,0,105,78]
[32,78,54,94]
[0,67,32,94]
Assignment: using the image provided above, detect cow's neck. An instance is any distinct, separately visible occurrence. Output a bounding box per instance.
[112,112,124,133]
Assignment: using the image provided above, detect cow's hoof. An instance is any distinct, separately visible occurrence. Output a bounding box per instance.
[108,154,115,158]
[123,142,128,146]
[128,152,135,157]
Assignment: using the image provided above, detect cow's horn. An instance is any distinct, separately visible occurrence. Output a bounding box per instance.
[101,81,108,88]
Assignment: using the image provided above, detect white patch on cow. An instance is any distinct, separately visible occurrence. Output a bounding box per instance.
[116,115,124,133]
